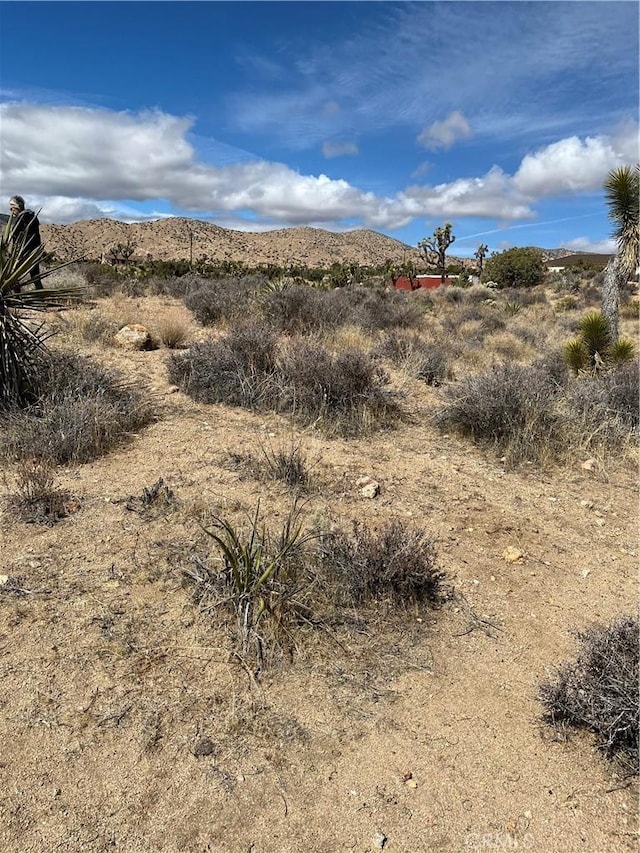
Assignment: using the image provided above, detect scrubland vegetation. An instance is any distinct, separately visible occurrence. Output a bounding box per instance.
[1,238,638,795]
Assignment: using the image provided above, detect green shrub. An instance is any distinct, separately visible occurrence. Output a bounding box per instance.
[482,247,545,289]
[538,615,639,773]
[564,312,635,373]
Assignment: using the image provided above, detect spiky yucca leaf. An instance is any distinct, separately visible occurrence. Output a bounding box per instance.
[578,311,612,363]
[604,164,640,275]
[607,338,636,366]
[0,218,84,409]
[564,338,589,374]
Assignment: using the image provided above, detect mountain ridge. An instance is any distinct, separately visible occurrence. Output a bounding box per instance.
[40,218,424,267]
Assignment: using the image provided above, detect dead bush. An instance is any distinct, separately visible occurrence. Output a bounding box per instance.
[565,359,640,445]
[258,285,353,334]
[538,615,639,773]
[167,322,278,407]
[184,276,263,325]
[352,288,423,330]
[0,352,155,464]
[373,330,450,385]
[317,519,445,608]
[434,363,563,464]
[157,311,190,349]
[5,458,79,525]
[276,340,402,435]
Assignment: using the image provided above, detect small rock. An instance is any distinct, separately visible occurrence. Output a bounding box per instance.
[373,831,387,849]
[581,569,591,579]
[360,481,380,499]
[114,324,151,350]
[581,458,596,471]
[503,546,524,563]
[0,575,9,586]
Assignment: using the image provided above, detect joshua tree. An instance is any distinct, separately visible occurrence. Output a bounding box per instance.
[601,164,639,342]
[0,221,82,408]
[474,243,488,276]
[418,223,456,284]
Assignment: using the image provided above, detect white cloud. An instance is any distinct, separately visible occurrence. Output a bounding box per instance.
[563,236,617,254]
[410,161,432,179]
[513,122,639,196]
[417,111,472,151]
[2,102,638,235]
[322,140,359,159]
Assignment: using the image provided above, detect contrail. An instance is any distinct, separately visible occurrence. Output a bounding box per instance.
[456,212,601,243]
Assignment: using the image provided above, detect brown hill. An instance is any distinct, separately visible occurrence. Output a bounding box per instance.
[40,218,424,268]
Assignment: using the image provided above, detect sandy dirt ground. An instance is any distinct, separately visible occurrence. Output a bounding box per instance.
[0,298,637,853]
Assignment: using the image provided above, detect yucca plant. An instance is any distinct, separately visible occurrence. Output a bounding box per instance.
[607,337,636,366]
[564,338,590,374]
[1,219,84,409]
[191,500,317,667]
[578,311,612,362]
[564,311,636,374]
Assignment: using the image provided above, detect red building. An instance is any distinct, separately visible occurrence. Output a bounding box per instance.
[392,274,454,291]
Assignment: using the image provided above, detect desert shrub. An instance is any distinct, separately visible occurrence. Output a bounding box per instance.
[482,247,545,289]
[167,323,278,407]
[440,286,465,305]
[258,284,353,334]
[0,352,154,463]
[64,309,120,344]
[373,331,450,385]
[352,287,423,330]
[538,615,639,773]
[442,304,507,338]
[565,359,640,441]
[4,457,78,524]
[317,520,445,608]
[169,328,402,435]
[80,262,123,296]
[248,440,312,491]
[531,349,570,387]
[143,273,204,298]
[554,296,579,312]
[620,297,640,320]
[157,310,190,349]
[434,363,563,464]
[276,340,402,434]
[184,276,262,326]
[483,331,532,362]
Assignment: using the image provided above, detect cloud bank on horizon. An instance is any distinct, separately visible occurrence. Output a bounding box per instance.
[1,1,638,257]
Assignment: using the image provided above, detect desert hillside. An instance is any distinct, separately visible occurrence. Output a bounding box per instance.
[40,219,425,267]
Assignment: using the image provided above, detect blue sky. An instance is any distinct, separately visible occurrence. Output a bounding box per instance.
[1,1,638,258]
